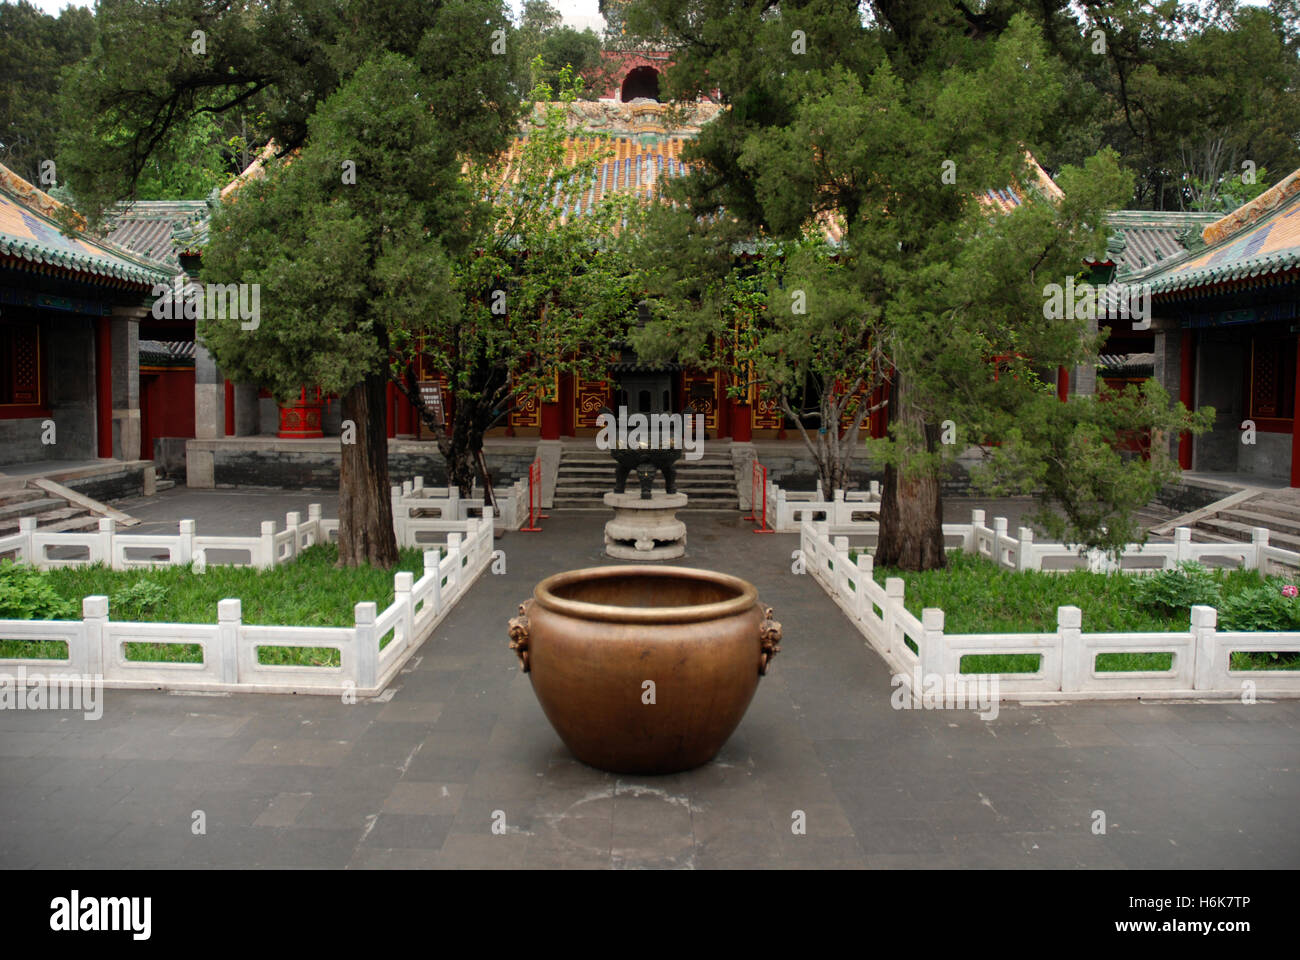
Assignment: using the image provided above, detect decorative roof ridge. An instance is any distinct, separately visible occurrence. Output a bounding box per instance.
[0,162,173,280]
[219,141,282,199]
[1105,210,1220,227]
[110,199,211,219]
[1201,166,1300,246]
[0,162,87,231]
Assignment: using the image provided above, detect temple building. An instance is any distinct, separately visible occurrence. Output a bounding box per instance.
[0,163,167,499]
[1144,168,1300,485]
[47,27,1253,494]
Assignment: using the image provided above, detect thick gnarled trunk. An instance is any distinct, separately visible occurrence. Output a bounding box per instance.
[874,384,946,571]
[338,372,399,568]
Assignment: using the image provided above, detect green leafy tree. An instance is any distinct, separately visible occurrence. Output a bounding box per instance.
[59,0,521,567]
[977,0,1300,210]
[0,0,94,186]
[200,51,507,567]
[58,0,519,222]
[629,5,1212,568]
[512,1,616,97]
[1079,0,1300,210]
[395,64,646,495]
[130,110,230,200]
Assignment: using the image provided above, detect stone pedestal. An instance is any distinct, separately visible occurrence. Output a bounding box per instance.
[604,491,687,560]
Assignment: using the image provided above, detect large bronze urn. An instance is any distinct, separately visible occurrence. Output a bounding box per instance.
[508,566,782,775]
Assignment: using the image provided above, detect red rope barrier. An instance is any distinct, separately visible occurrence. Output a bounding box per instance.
[520,457,546,532]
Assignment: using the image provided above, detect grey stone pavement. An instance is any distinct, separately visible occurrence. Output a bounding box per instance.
[1,488,1298,869]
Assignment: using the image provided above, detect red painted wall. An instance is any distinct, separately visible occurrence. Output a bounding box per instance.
[139,368,196,460]
[598,50,673,99]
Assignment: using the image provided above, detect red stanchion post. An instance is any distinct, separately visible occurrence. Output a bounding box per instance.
[520,457,544,532]
[535,458,549,520]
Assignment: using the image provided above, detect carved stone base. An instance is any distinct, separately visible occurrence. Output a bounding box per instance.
[604,491,687,560]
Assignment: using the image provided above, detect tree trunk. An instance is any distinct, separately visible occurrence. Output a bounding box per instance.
[438,406,481,499]
[337,371,399,568]
[874,380,946,570]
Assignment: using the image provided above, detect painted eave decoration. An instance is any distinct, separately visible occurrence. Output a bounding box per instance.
[1143,167,1300,298]
[0,163,172,287]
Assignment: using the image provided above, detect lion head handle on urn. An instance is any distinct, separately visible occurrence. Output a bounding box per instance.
[758,606,782,676]
[507,602,531,673]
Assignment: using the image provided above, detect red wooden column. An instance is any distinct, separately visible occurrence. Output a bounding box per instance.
[223,381,235,436]
[1291,334,1300,488]
[1056,365,1070,403]
[385,382,397,439]
[716,374,730,439]
[95,317,113,457]
[540,402,561,439]
[396,389,414,437]
[1179,331,1195,470]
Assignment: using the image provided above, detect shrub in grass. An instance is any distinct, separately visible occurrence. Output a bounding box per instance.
[109,579,170,620]
[0,560,75,660]
[43,544,426,627]
[872,551,1160,634]
[0,559,76,620]
[1131,562,1221,616]
[0,545,434,666]
[1215,582,1300,669]
[869,551,1295,673]
[1217,583,1300,632]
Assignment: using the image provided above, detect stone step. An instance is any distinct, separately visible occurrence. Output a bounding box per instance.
[1239,497,1300,524]
[553,499,738,510]
[1195,516,1300,551]
[1189,529,1245,545]
[558,452,733,462]
[36,514,102,534]
[555,484,739,495]
[0,497,68,521]
[0,488,45,508]
[0,506,94,537]
[1219,508,1300,538]
[553,465,738,476]
[556,457,738,468]
[556,477,736,487]
[557,482,738,492]
[556,474,736,484]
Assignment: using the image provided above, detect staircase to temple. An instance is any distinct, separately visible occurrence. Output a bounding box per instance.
[0,478,135,538]
[552,441,739,510]
[1150,487,1300,551]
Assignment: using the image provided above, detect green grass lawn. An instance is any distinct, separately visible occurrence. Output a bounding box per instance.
[0,545,438,668]
[846,550,1300,674]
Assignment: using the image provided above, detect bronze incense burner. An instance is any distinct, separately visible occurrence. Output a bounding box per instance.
[508,565,782,774]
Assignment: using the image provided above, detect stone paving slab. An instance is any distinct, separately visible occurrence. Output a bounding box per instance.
[1,496,1298,869]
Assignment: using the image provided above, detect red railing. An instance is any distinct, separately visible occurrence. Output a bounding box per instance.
[520,457,549,533]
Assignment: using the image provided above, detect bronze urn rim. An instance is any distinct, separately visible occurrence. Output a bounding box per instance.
[532,564,758,625]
